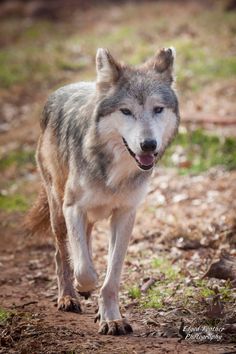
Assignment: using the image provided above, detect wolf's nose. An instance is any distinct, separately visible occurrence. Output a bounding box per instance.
[140,139,157,152]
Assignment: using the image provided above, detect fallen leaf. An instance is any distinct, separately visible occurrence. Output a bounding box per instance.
[205,294,224,319]
[203,253,236,281]
[176,237,202,250]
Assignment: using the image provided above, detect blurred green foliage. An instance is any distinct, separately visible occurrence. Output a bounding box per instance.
[0,194,29,212]
[0,308,11,323]
[0,3,235,91]
[161,129,236,174]
[0,150,35,171]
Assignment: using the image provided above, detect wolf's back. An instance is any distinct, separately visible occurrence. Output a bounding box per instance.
[25,82,96,236]
[40,82,96,131]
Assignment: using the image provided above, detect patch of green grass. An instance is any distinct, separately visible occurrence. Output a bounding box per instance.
[105,26,135,45]
[70,28,153,68]
[160,129,236,174]
[77,25,135,49]
[23,21,54,40]
[0,50,27,88]
[139,257,181,309]
[128,44,153,66]
[0,20,68,89]
[143,293,163,309]
[0,3,235,92]
[56,58,88,72]
[191,280,235,305]
[165,38,236,91]
[0,308,11,323]
[0,194,29,212]
[142,276,234,311]
[194,279,207,287]
[127,255,235,316]
[199,287,215,298]
[152,257,180,280]
[128,286,141,299]
[0,47,54,88]
[198,9,236,34]
[192,279,233,301]
[143,286,173,309]
[218,283,234,302]
[0,150,35,171]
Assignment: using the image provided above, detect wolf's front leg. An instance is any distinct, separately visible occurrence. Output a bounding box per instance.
[63,202,98,294]
[96,209,135,335]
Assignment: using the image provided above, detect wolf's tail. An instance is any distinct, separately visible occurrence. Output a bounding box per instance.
[24,185,51,235]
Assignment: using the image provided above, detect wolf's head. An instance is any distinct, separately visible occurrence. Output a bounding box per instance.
[94,48,180,171]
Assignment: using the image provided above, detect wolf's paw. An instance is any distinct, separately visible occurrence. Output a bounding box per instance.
[58,295,81,313]
[97,319,133,336]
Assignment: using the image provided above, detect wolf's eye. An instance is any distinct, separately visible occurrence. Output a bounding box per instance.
[153,106,164,114]
[120,108,132,116]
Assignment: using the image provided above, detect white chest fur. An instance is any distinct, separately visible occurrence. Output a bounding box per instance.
[77,179,148,222]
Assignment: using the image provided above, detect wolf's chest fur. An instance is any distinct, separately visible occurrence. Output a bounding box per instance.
[72,173,149,223]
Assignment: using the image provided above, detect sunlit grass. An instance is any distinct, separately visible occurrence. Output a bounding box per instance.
[0,3,235,92]
[0,149,35,171]
[152,257,180,280]
[0,308,11,323]
[0,194,29,212]
[127,256,235,311]
[160,129,236,174]
[128,286,141,299]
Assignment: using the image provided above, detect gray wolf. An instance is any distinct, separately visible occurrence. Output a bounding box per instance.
[26,47,180,335]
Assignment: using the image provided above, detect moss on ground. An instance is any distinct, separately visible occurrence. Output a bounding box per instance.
[0,308,11,323]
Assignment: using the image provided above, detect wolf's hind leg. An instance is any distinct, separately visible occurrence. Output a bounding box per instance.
[36,134,81,312]
[48,192,81,313]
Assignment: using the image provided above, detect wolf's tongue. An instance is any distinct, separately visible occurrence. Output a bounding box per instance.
[136,154,154,166]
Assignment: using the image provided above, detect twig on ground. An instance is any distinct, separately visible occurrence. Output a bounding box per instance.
[141,277,157,293]
[13,301,38,309]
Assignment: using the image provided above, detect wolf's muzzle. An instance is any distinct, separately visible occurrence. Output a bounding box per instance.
[122,137,157,171]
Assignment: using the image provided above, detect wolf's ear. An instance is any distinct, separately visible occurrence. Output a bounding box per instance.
[146,47,175,84]
[96,48,121,88]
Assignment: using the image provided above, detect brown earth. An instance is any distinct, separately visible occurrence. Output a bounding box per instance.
[1,165,236,353]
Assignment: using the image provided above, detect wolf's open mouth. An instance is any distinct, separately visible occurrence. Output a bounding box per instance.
[122,137,157,171]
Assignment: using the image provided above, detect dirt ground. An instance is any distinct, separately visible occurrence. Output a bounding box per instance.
[1,169,236,354]
[0,1,236,353]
